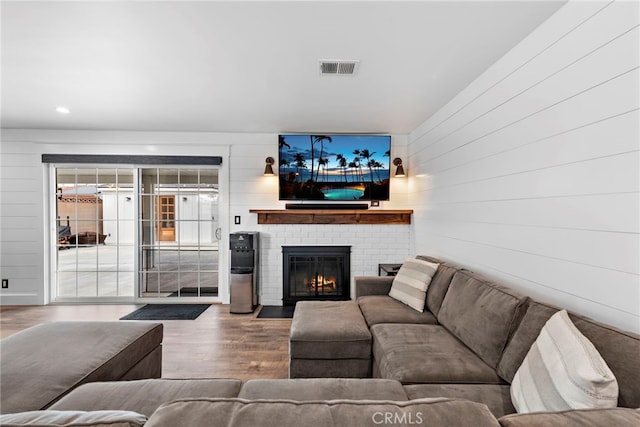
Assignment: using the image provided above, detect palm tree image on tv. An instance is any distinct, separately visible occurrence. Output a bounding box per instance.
[278,134,391,201]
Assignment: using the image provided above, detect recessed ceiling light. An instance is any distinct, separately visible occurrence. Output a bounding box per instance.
[56,106,70,114]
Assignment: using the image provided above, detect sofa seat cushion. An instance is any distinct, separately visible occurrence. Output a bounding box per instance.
[0,321,163,414]
[0,410,147,427]
[498,407,640,427]
[290,301,371,360]
[49,379,242,417]
[145,398,501,427]
[404,384,515,418]
[357,295,437,327]
[239,379,407,401]
[438,270,528,369]
[371,324,503,384]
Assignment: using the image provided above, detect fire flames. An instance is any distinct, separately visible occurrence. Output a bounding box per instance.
[306,275,336,293]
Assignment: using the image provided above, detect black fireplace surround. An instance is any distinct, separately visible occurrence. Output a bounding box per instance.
[282,246,351,306]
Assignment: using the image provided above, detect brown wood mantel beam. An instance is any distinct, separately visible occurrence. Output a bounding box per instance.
[248,210,412,225]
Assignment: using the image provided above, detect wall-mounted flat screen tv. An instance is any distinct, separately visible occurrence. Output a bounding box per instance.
[278,134,391,201]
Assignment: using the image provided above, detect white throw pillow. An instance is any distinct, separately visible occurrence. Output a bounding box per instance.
[510,309,618,413]
[388,258,439,312]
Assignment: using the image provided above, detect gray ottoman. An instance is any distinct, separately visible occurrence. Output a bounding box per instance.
[0,321,163,414]
[289,301,371,378]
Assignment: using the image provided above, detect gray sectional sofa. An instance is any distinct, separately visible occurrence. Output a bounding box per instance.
[1,255,639,426]
[353,255,640,421]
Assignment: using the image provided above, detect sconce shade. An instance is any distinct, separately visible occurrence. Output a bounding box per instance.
[264,157,275,176]
[393,157,406,177]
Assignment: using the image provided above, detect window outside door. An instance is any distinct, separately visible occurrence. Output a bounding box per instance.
[156,196,176,241]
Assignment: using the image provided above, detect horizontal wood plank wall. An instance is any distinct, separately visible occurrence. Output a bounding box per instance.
[408,0,640,333]
[0,141,45,304]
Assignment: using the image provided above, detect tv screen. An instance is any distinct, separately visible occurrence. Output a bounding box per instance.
[278,134,391,201]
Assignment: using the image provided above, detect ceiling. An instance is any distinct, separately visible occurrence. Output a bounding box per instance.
[1,1,566,134]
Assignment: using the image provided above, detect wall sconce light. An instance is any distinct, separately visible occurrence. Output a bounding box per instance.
[182,196,188,202]
[393,158,406,177]
[125,196,131,202]
[264,157,275,176]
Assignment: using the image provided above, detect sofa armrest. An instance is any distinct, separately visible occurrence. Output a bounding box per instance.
[354,276,394,298]
[498,407,640,427]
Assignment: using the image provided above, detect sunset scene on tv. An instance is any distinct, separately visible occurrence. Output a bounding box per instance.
[278,134,391,201]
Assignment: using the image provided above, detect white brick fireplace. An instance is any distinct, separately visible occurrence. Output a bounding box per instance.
[257,224,412,306]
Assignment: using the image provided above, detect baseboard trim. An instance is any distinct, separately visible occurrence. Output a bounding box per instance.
[0,293,42,305]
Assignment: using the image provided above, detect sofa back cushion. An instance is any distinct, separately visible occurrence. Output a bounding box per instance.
[497,300,557,383]
[417,256,457,317]
[497,299,640,408]
[145,398,501,427]
[437,270,528,369]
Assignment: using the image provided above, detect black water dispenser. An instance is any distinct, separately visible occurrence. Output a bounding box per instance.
[229,232,259,313]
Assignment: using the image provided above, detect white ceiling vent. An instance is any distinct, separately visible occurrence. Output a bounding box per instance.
[319,60,360,76]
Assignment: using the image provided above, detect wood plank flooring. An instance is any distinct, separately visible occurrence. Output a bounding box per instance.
[0,303,291,380]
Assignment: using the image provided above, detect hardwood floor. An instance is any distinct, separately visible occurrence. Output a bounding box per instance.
[0,303,292,380]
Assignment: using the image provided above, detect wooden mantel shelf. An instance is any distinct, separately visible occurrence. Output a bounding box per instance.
[249,209,413,225]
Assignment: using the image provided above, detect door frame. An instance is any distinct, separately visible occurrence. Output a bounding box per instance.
[134,159,229,304]
[48,163,139,303]
[46,154,230,305]
[137,165,224,303]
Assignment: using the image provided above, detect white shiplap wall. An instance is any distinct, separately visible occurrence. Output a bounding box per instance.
[0,141,45,303]
[0,130,410,305]
[408,0,640,333]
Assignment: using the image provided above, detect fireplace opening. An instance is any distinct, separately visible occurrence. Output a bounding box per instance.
[282,246,350,305]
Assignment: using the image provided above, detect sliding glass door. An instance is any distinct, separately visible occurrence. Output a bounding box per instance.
[139,168,220,298]
[55,167,135,298]
[52,165,220,301]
